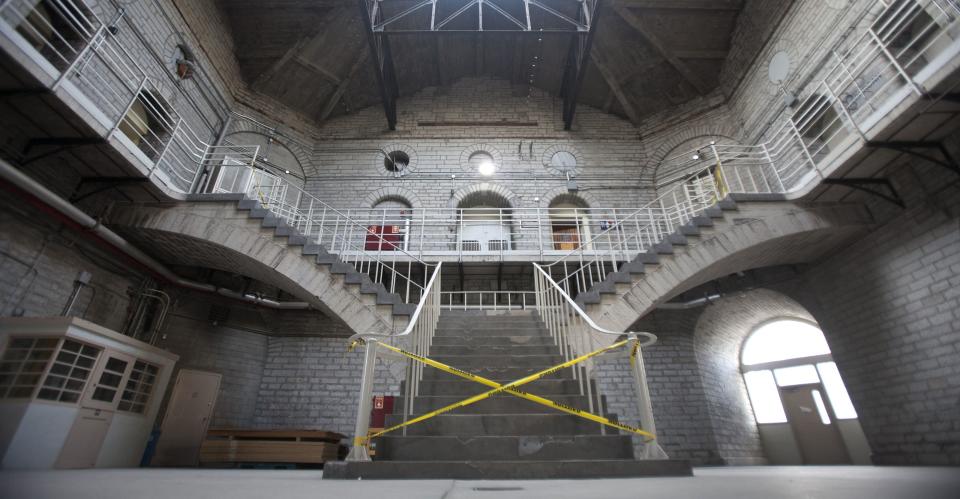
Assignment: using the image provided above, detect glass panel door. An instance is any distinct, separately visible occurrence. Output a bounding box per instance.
[82,351,135,411]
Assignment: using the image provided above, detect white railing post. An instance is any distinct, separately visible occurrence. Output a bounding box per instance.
[629,336,668,460]
[346,339,378,462]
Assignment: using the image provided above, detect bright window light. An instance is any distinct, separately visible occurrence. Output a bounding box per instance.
[817,362,858,419]
[774,364,820,387]
[811,389,832,425]
[744,370,787,424]
[742,320,831,365]
[477,160,496,176]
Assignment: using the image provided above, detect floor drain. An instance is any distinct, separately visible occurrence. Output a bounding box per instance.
[472,487,524,492]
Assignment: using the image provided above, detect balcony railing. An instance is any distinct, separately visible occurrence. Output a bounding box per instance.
[547,0,960,295]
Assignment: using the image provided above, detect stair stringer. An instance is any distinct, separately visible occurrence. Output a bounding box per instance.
[107,197,411,335]
[583,202,875,332]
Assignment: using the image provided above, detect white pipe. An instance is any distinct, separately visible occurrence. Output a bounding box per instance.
[0,159,310,310]
[656,293,722,310]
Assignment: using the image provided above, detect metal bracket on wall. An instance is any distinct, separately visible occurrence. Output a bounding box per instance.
[20,137,105,166]
[821,178,904,208]
[866,140,960,176]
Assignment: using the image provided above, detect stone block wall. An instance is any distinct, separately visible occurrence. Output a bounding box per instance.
[252,337,402,436]
[788,162,960,465]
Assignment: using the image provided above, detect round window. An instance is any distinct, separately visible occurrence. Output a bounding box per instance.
[384,150,410,172]
[550,151,577,170]
[469,151,497,176]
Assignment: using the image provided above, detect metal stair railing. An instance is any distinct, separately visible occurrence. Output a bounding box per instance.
[344,262,443,461]
[548,0,960,295]
[208,152,435,304]
[532,263,666,459]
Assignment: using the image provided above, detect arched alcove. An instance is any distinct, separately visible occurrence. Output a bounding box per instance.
[366,196,413,252]
[693,288,871,465]
[548,194,592,251]
[456,190,514,252]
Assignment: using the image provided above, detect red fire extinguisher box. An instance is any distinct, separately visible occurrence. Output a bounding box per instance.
[365,225,403,250]
[370,395,395,428]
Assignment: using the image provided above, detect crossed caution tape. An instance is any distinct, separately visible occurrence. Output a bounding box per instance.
[349,337,656,449]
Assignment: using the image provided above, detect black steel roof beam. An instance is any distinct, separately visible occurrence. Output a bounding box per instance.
[561,0,603,130]
[359,0,399,130]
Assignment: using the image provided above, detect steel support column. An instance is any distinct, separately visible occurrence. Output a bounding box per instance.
[359,0,400,130]
[560,0,602,130]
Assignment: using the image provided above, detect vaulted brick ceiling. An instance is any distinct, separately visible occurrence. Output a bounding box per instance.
[218,0,783,126]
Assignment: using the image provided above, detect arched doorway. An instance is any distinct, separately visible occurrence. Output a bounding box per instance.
[741,319,870,464]
[457,191,512,252]
[366,197,412,251]
[548,195,592,251]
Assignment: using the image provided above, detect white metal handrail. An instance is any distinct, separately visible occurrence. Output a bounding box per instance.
[532,262,666,458]
[548,0,960,296]
[345,262,443,461]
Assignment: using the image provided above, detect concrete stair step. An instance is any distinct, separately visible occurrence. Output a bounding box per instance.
[431,336,557,346]
[380,413,615,436]
[412,378,587,396]
[429,354,564,368]
[433,328,551,338]
[376,435,634,461]
[324,459,693,479]
[429,344,561,356]
[394,394,599,415]
[422,365,575,381]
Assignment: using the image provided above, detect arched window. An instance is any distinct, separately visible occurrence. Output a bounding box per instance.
[741,319,858,425]
[457,191,512,252]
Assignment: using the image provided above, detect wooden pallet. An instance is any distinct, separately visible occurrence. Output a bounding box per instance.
[200,429,346,465]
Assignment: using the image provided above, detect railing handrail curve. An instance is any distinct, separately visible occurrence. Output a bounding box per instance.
[533,263,657,346]
[349,261,443,343]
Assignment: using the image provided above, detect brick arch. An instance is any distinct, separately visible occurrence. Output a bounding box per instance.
[225,120,316,176]
[691,288,818,465]
[362,186,423,209]
[447,183,521,209]
[537,186,600,208]
[592,202,872,334]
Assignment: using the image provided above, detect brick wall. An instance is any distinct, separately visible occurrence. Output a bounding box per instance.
[787,161,960,465]
[252,337,402,436]
[0,199,138,332]
[595,306,722,465]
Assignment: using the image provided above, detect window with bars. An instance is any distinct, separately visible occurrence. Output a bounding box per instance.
[118,360,158,414]
[0,337,58,399]
[37,339,101,404]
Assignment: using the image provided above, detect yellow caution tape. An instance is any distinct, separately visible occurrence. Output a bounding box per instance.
[354,339,655,446]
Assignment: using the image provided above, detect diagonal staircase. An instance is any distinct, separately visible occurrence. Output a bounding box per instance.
[568,197,873,333]
[107,194,417,335]
[324,311,691,479]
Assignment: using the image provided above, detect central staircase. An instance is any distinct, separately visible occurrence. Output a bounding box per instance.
[324,311,691,479]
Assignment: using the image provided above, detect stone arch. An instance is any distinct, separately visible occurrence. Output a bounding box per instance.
[447,183,520,209]
[651,133,740,190]
[225,119,315,176]
[362,186,423,209]
[692,288,817,465]
[538,187,600,208]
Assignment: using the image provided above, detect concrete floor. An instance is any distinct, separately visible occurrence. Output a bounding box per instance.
[1,466,958,499]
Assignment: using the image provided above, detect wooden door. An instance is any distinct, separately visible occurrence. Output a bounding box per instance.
[780,384,850,464]
[152,369,221,466]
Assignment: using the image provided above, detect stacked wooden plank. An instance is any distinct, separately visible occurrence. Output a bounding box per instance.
[200,429,346,465]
